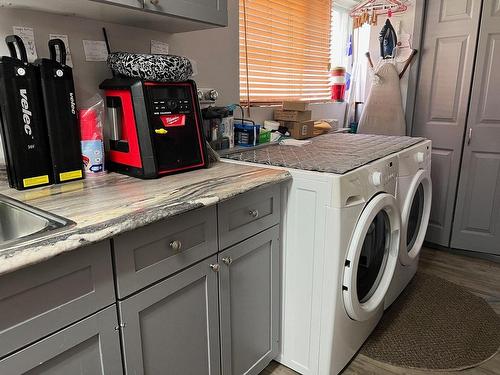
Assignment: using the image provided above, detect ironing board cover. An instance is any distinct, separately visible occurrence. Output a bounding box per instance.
[223,133,424,175]
[358,62,406,136]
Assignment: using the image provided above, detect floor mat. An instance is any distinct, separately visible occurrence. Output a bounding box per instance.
[360,273,500,371]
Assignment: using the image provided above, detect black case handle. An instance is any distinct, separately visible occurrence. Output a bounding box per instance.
[5,35,28,63]
[48,38,67,66]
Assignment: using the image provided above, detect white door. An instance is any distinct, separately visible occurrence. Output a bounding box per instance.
[400,170,432,265]
[342,193,400,322]
[451,0,500,255]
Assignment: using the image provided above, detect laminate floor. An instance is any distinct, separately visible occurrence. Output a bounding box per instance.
[261,247,500,375]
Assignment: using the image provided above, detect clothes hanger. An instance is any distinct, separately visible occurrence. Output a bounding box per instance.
[350,0,408,18]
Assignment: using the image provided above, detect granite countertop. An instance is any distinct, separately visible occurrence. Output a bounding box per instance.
[0,162,291,276]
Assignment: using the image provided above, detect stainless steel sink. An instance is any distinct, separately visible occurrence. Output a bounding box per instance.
[0,194,74,249]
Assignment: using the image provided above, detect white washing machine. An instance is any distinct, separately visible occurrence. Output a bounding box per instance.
[224,154,401,374]
[384,140,432,309]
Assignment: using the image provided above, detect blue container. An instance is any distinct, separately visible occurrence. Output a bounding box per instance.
[234,122,261,147]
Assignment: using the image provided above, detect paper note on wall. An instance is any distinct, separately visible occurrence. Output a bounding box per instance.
[151,40,169,55]
[12,26,37,62]
[49,34,73,67]
[82,40,108,62]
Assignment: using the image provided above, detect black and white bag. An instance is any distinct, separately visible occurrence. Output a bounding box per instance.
[107,52,193,82]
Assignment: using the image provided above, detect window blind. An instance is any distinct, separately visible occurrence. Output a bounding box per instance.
[240,0,333,104]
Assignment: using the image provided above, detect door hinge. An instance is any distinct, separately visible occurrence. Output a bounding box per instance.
[467,128,472,145]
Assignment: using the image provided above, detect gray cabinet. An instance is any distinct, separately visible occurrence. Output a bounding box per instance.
[218,184,280,250]
[0,184,281,374]
[219,226,280,375]
[113,206,217,298]
[0,241,115,359]
[2,0,227,32]
[93,0,143,8]
[0,306,123,374]
[144,0,227,26]
[118,255,221,375]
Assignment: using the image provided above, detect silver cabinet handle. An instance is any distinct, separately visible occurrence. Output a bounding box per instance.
[249,209,259,218]
[467,128,472,145]
[169,240,182,251]
[149,0,160,5]
[210,264,220,272]
[222,257,232,265]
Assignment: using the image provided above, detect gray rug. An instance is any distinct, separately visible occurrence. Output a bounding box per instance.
[361,273,500,371]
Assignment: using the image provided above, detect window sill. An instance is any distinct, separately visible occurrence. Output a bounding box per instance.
[240,101,347,108]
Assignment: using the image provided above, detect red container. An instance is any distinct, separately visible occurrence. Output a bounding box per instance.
[79,108,103,140]
[330,67,346,102]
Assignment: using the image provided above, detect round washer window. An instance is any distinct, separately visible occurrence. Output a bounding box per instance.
[407,183,424,252]
[357,210,390,303]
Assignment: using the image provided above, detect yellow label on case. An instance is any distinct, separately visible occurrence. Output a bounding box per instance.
[59,170,83,182]
[23,175,50,188]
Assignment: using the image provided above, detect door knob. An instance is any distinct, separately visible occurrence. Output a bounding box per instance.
[149,0,160,5]
[210,264,220,272]
[222,257,233,265]
[249,209,259,218]
[169,240,182,251]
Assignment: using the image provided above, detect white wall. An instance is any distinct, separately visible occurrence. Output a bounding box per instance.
[0,8,175,102]
[166,0,240,106]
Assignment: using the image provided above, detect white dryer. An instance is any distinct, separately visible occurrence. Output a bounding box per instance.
[226,154,401,374]
[384,140,432,309]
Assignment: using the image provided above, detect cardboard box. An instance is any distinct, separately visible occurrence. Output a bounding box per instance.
[282,100,309,112]
[274,109,312,122]
[280,120,315,140]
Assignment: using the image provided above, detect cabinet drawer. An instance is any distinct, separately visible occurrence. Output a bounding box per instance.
[0,306,122,374]
[0,241,115,359]
[113,206,217,298]
[218,184,280,249]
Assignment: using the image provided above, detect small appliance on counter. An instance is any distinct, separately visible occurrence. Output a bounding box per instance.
[201,105,234,151]
[35,39,83,184]
[0,35,53,190]
[99,78,208,178]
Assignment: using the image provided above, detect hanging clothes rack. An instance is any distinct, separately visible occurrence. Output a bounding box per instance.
[350,0,408,18]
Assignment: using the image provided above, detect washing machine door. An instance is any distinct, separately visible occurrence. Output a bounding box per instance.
[343,193,400,322]
[400,170,432,265]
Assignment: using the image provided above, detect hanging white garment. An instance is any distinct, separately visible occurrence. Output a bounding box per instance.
[357,62,406,136]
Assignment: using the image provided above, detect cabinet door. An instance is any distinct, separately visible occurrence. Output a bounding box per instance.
[0,306,122,374]
[219,226,279,375]
[144,0,227,26]
[119,255,221,375]
[0,241,115,358]
[411,0,482,246]
[451,0,500,255]
[91,0,144,9]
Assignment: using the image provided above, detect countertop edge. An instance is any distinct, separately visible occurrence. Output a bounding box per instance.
[0,171,291,277]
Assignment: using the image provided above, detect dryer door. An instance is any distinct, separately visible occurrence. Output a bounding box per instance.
[343,193,400,322]
[400,170,432,265]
